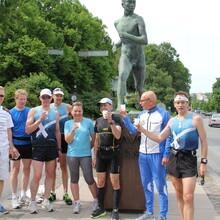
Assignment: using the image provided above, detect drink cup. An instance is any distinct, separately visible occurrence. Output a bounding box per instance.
[120,104,126,111]
[43,111,48,119]
[102,110,108,119]
[75,122,81,129]
[14,152,20,160]
[134,118,140,126]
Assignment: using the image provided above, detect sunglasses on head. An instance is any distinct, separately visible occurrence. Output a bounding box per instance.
[41,96,51,100]
[53,88,63,92]
[0,95,4,97]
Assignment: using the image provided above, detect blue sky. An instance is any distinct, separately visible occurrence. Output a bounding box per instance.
[80,0,220,93]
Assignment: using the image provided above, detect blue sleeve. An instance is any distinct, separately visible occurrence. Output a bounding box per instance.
[162,111,171,158]
[123,116,138,134]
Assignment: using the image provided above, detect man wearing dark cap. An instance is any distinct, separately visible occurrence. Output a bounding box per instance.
[48,88,72,205]
[90,98,123,220]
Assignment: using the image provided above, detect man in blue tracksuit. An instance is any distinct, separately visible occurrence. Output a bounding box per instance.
[120,91,170,220]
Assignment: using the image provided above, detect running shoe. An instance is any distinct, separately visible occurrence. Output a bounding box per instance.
[136,212,155,220]
[48,192,56,201]
[111,209,120,220]
[63,194,72,205]
[12,197,21,209]
[41,199,54,212]
[90,207,106,219]
[0,205,8,214]
[158,217,167,220]
[73,201,81,214]
[29,201,37,214]
[19,195,30,205]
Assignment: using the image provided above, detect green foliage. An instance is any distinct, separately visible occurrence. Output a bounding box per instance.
[212,77,220,112]
[3,73,67,109]
[0,0,116,94]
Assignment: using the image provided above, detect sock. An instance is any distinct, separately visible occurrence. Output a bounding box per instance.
[64,191,68,195]
[21,191,26,198]
[113,189,120,210]
[12,193,17,199]
[97,187,105,209]
[50,190,55,194]
[93,198,98,202]
[74,199,80,204]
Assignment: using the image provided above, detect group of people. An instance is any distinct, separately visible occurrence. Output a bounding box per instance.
[0,85,208,220]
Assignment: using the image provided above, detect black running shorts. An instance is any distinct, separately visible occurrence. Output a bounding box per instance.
[168,152,197,178]
[96,148,120,174]
[32,145,58,162]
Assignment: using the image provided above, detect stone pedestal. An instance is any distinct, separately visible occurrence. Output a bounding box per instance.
[104,125,145,211]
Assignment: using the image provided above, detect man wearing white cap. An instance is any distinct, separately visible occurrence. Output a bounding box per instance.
[26,88,61,214]
[91,98,123,220]
[48,88,72,205]
[134,91,208,220]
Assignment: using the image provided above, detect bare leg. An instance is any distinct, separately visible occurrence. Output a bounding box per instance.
[10,160,20,194]
[30,161,44,201]
[60,153,68,193]
[21,159,32,192]
[0,180,4,198]
[88,182,97,198]
[44,160,56,199]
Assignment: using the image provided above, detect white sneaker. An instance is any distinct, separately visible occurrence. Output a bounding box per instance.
[19,196,30,205]
[73,202,81,214]
[92,199,99,211]
[29,201,37,214]
[136,212,155,220]
[12,197,21,209]
[41,199,54,212]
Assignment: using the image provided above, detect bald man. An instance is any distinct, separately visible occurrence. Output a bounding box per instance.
[120,91,170,220]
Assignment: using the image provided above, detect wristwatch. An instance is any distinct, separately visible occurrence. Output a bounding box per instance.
[109,120,115,125]
[201,158,208,164]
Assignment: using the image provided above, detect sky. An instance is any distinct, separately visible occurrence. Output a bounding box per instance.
[79,0,220,94]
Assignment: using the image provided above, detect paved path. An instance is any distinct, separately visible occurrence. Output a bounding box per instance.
[1,174,220,220]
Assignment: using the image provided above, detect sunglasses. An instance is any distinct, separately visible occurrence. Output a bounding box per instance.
[53,88,63,92]
[0,95,4,97]
[41,96,51,100]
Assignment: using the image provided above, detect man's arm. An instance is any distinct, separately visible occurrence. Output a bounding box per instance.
[66,103,72,114]
[136,119,172,143]
[8,128,18,159]
[193,115,208,176]
[26,108,44,134]
[92,133,99,168]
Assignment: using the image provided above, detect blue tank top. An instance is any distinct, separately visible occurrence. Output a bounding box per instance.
[50,103,68,134]
[10,107,31,145]
[31,106,57,147]
[170,113,199,150]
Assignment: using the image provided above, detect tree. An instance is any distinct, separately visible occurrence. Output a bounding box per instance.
[0,0,116,93]
[212,77,220,112]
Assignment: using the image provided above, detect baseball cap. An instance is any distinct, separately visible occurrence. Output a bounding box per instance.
[97,98,113,106]
[53,88,64,95]
[40,88,52,97]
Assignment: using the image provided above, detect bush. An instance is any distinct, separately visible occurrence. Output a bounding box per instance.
[3,72,66,109]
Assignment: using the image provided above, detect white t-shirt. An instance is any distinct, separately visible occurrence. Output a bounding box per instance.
[0,106,14,149]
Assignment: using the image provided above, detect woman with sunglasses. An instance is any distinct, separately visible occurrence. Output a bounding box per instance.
[64,102,98,215]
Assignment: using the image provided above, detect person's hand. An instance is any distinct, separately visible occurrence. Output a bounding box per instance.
[162,157,169,166]
[200,163,206,177]
[92,157,96,168]
[105,111,113,123]
[11,147,20,159]
[72,123,80,132]
[135,123,144,132]
[119,109,127,118]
